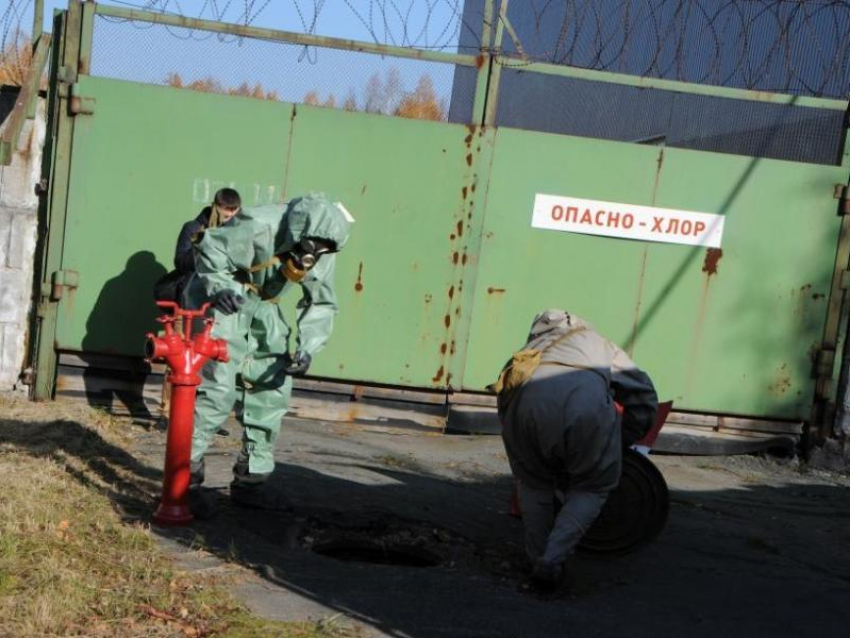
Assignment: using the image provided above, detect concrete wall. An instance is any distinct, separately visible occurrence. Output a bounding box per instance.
[0,92,46,391]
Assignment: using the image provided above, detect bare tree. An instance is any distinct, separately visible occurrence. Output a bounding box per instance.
[343,89,358,111]
[363,72,384,113]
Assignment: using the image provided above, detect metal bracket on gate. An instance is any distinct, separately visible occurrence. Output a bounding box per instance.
[68,84,95,115]
[49,269,79,301]
[815,347,836,377]
[834,184,850,215]
[55,66,76,98]
[814,346,837,402]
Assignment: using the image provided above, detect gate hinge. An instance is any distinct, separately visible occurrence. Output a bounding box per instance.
[68,84,95,115]
[56,66,77,98]
[834,183,850,215]
[56,66,75,84]
[814,346,836,400]
[36,299,51,318]
[49,269,79,301]
[815,346,835,375]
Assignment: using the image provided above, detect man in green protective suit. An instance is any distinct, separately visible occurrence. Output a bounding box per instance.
[184,193,352,514]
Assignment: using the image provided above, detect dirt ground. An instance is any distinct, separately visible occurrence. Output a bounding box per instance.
[6,398,850,638]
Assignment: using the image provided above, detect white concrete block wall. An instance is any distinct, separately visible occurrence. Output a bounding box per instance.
[0,97,46,390]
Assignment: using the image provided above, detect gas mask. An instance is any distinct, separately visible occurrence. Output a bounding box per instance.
[281,237,335,283]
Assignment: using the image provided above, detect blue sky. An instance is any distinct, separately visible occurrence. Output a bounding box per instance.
[20,1,477,110]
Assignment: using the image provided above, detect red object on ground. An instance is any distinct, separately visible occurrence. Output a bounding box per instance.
[633,400,674,449]
[145,302,228,525]
[509,483,522,517]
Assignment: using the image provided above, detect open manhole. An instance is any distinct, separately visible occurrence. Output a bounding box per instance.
[312,538,442,568]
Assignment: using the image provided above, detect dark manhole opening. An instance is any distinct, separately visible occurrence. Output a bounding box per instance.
[313,539,441,568]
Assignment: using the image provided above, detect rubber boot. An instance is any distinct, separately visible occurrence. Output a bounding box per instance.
[230,455,292,512]
[529,559,565,594]
[187,458,220,520]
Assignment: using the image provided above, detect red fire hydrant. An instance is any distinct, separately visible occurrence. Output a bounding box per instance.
[146,301,228,525]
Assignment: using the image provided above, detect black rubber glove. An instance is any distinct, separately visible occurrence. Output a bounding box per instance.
[212,290,244,315]
[284,351,312,376]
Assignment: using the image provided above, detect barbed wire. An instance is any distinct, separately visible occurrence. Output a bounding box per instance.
[1,0,31,48]
[498,0,850,98]
[3,1,850,98]
[96,0,481,52]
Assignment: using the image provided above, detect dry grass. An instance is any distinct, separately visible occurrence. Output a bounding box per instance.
[0,396,357,638]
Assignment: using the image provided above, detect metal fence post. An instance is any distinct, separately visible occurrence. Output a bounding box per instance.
[471,0,494,125]
[828,119,850,441]
[79,0,95,75]
[482,0,507,127]
[32,0,44,45]
[32,1,83,400]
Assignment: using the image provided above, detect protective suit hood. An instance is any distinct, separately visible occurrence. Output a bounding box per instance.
[525,309,595,351]
[276,193,352,254]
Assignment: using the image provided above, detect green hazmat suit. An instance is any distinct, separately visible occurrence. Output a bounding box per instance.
[185,193,352,480]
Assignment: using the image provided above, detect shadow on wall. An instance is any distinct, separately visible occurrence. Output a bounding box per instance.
[79,251,167,419]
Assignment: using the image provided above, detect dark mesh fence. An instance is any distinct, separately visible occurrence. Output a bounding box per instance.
[463,0,850,97]
[447,0,850,165]
[490,68,845,165]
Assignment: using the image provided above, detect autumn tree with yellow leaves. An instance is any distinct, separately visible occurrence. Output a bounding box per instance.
[163,66,446,121]
[165,73,279,101]
[393,75,444,121]
[302,68,445,121]
[0,34,33,86]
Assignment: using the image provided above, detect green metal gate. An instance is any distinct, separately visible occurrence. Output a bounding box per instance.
[28,1,850,434]
[461,128,850,421]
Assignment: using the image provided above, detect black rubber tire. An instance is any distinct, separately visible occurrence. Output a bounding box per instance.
[577,449,669,557]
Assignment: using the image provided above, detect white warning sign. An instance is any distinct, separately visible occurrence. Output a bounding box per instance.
[532,194,725,248]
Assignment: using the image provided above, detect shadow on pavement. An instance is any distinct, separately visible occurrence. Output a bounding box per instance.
[3,414,849,637]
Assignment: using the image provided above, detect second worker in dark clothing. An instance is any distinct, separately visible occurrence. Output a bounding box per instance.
[175,188,242,275]
[174,187,242,438]
[494,309,658,591]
